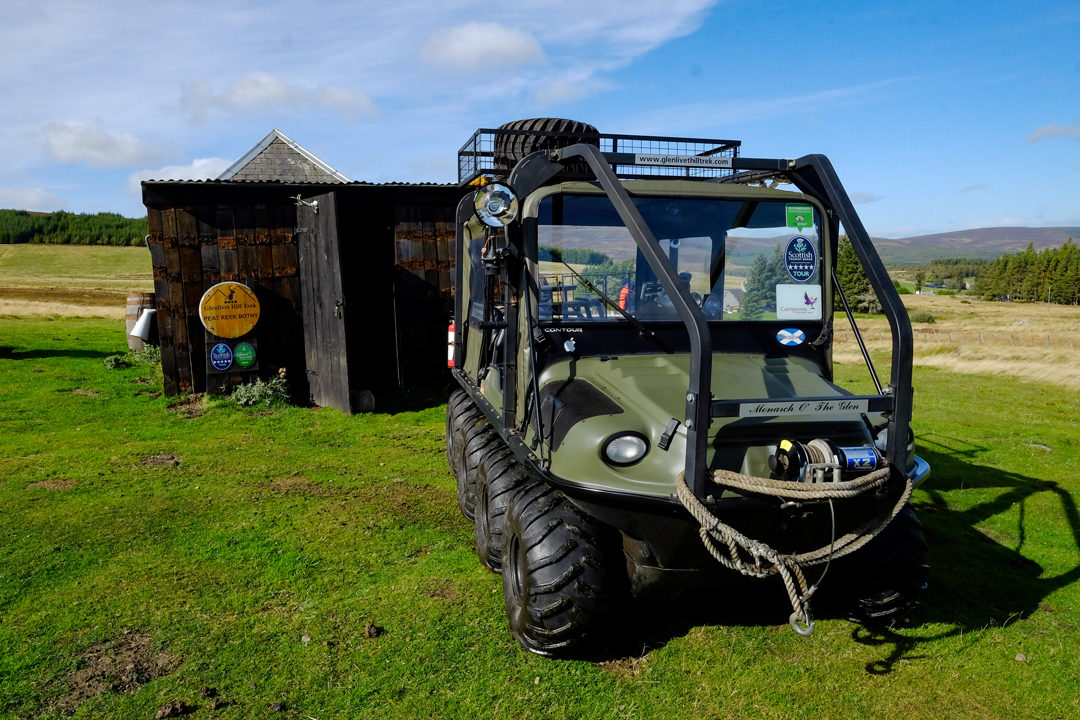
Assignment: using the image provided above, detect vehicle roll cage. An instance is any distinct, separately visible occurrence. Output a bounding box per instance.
[467,141,913,500]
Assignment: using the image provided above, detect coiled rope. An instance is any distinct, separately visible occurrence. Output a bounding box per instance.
[675,467,913,635]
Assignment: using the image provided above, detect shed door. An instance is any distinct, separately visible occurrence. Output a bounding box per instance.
[297,192,352,412]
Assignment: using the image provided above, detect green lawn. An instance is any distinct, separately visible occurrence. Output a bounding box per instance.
[1,317,1078,719]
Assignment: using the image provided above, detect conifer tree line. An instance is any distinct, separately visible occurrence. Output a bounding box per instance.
[976,240,1080,304]
[0,209,149,246]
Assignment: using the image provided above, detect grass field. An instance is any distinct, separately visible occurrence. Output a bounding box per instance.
[0,245,152,318]
[1,248,1079,718]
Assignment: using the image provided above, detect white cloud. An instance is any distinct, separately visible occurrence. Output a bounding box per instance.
[1028,123,1080,142]
[419,22,546,73]
[0,187,67,212]
[850,192,884,204]
[127,158,234,194]
[44,121,165,168]
[179,72,376,125]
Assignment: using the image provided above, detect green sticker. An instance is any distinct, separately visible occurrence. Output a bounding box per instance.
[786,204,814,230]
[234,342,256,368]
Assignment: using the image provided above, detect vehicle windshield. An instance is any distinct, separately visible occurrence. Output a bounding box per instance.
[536,193,824,323]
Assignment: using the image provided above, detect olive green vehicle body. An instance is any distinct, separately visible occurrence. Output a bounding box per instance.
[450,127,929,625]
[458,180,893,503]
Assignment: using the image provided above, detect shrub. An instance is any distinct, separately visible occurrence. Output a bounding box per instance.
[937,289,957,296]
[230,369,290,407]
[103,354,131,369]
[131,345,161,366]
[909,311,936,323]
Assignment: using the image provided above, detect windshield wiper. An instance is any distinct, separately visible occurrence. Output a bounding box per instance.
[549,254,656,339]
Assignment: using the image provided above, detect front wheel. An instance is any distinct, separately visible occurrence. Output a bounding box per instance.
[501,483,627,657]
[833,504,928,626]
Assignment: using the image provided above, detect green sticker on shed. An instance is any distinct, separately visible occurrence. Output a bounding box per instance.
[234,342,256,368]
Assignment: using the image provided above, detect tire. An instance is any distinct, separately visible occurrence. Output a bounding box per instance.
[501,482,627,657]
[833,505,928,626]
[459,417,497,521]
[446,389,479,478]
[475,449,529,570]
[447,389,484,519]
[493,118,600,174]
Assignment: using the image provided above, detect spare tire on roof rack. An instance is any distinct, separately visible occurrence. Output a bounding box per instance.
[493,118,600,176]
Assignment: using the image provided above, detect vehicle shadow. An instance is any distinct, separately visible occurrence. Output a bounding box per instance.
[612,435,1080,673]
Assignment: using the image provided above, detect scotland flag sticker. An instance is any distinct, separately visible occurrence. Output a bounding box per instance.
[776,328,806,346]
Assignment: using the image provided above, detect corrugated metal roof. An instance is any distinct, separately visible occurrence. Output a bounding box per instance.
[141,179,458,187]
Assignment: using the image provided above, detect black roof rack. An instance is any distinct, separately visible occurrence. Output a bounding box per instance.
[458,129,741,186]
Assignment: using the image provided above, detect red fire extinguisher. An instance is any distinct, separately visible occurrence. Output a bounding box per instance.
[447,321,455,368]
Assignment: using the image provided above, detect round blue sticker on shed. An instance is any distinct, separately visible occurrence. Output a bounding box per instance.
[210,342,234,371]
[785,236,817,282]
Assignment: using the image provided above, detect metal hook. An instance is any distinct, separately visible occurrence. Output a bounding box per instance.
[789,611,815,637]
[293,195,319,214]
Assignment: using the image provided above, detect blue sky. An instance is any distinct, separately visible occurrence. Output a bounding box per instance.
[1,0,1077,237]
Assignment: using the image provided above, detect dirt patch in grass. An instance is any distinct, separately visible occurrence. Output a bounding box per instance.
[424,579,461,602]
[598,654,651,679]
[26,478,78,490]
[359,479,460,532]
[263,476,335,497]
[51,630,175,715]
[167,394,205,418]
[142,453,181,468]
[72,388,101,397]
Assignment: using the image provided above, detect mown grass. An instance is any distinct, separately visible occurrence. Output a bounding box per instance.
[0,245,152,317]
[1,316,1079,719]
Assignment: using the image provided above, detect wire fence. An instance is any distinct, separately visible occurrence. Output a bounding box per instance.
[835,329,1078,350]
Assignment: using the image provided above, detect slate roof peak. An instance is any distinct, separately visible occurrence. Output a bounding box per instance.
[217,129,351,183]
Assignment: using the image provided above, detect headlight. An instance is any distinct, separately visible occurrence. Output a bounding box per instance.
[602,432,649,467]
[474,183,519,227]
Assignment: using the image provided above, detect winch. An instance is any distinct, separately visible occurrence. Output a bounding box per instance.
[769,438,882,483]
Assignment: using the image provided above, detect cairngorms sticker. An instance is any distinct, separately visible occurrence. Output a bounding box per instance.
[776,328,806,346]
[776,284,823,320]
[785,236,817,282]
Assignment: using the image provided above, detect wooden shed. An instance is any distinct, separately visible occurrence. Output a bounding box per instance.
[141,180,464,412]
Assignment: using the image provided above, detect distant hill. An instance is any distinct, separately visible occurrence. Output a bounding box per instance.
[873,227,1079,265]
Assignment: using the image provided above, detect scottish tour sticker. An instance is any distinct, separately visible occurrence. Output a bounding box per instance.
[210,343,234,371]
[785,236,817,282]
[776,328,806,346]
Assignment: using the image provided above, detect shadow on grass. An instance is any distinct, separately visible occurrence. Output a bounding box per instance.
[0,345,115,360]
[608,435,1080,673]
[848,436,1080,673]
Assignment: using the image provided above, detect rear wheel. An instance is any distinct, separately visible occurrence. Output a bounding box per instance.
[459,417,496,521]
[501,482,627,657]
[475,449,529,570]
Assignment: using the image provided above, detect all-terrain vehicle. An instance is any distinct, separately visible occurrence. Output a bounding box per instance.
[446,119,930,657]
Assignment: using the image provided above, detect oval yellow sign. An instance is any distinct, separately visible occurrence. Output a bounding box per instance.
[199,282,261,338]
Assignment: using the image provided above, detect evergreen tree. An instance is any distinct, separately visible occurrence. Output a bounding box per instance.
[740,252,771,320]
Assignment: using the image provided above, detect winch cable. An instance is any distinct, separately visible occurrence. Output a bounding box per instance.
[675,467,913,636]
